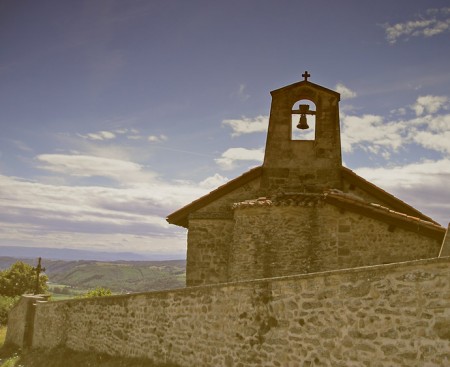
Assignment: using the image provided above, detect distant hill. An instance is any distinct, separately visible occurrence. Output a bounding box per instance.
[0,257,186,293]
[0,246,185,262]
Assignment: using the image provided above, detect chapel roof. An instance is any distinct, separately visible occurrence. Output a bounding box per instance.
[231,191,445,241]
[166,166,439,228]
[323,190,445,241]
[341,167,439,224]
[166,166,263,227]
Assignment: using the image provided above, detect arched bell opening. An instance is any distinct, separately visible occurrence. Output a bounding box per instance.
[291,99,316,141]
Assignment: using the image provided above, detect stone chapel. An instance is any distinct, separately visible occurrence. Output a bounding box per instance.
[167,73,446,286]
[7,75,450,366]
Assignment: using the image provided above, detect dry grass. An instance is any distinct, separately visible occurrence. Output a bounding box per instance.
[0,342,179,367]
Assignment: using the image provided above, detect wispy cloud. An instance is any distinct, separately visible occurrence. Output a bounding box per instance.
[148,134,168,143]
[78,130,116,141]
[335,83,357,99]
[215,147,264,170]
[232,83,250,101]
[199,173,229,189]
[36,154,155,183]
[222,115,268,137]
[0,161,220,253]
[383,7,450,44]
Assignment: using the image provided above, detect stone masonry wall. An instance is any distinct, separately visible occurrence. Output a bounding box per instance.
[229,203,441,282]
[16,257,450,366]
[186,177,261,286]
[186,219,233,286]
[6,296,29,347]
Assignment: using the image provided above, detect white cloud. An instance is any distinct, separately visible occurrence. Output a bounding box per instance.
[383,8,450,44]
[199,173,229,190]
[0,225,187,257]
[335,83,357,99]
[36,154,152,183]
[114,128,129,134]
[354,159,450,225]
[220,94,449,164]
[215,147,264,170]
[222,115,268,137]
[412,95,448,116]
[79,130,117,140]
[341,93,450,158]
[413,130,450,155]
[341,114,405,153]
[0,164,212,254]
[390,107,406,116]
[148,134,168,142]
[426,113,450,132]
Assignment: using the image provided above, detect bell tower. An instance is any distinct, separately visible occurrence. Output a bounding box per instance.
[261,72,342,192]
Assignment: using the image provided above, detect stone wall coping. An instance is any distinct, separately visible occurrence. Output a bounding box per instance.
[42,256,450,307]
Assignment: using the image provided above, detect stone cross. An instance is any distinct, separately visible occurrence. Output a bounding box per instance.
[34,257,46,295]
[302,71,311,81]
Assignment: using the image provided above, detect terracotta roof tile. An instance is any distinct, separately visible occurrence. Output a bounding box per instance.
[232,197,273,210]
[167,165,441,231]
[232,190,445,240]
[324,190,445,240]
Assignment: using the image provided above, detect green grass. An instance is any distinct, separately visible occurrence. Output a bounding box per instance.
[0,326,6,347]
[0,326,20,367]
[0,355,19,367]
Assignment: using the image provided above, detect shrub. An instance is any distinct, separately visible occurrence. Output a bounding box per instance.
[81,287,112,298]
[0,261,48,297]
[0,296,19,326]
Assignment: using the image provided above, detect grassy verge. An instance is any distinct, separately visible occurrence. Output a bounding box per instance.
[0,327,6,346]
[6,348,180,367]
[0,333,179,367]
[0,326,20,367]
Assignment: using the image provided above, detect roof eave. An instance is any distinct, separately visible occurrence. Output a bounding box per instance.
[341,166,439,225]
[324,192,445,241]
[166,166,263,228]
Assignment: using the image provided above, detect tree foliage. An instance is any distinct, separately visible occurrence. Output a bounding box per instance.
[0,261,48,297]
[81,287,112,298]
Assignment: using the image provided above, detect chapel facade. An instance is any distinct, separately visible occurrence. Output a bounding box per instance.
[167,74,446,286]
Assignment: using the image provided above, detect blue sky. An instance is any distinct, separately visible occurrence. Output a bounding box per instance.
[0,0,449,259]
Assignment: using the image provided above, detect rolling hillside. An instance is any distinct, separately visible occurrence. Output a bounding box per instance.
[0,257,186,294]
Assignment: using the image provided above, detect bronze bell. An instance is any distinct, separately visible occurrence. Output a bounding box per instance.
[297,114,309,129]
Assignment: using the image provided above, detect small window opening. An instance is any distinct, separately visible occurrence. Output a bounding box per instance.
[292,99,316,140]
